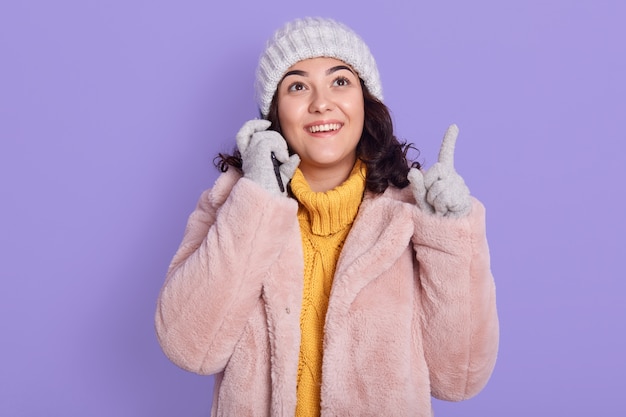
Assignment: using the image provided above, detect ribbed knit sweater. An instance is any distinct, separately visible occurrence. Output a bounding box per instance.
[290,160,366,417]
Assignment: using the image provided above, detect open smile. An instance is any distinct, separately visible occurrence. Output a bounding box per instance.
[307,123,343,133]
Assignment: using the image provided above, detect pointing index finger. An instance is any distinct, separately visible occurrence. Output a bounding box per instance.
[437,124,459,167]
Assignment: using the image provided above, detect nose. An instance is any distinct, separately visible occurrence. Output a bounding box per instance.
[308,89,333,113]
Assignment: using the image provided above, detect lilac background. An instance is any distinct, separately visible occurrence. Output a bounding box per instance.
[1,0,624,415]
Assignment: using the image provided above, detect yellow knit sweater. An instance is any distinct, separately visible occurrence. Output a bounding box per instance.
[290,160,366,417]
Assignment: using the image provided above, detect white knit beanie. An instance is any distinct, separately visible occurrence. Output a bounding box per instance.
[255,17,383,117]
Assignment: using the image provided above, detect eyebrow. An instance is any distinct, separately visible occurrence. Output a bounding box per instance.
[281,65,357,82]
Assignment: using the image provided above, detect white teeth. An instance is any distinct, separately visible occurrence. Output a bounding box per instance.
[309,123,341,133]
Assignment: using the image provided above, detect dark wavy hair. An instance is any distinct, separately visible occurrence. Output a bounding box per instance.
[215,80,420,194]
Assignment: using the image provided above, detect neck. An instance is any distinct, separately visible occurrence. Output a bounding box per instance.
[297,157,358,192]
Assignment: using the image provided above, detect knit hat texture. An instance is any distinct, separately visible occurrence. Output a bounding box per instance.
[255,17,383,117]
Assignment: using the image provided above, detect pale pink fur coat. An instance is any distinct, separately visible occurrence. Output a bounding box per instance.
[155,168,499,417]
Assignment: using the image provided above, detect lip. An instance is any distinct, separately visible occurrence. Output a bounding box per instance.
[304,120,344,135]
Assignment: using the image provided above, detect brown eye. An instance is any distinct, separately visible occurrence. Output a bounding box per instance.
[333,76,351,87]
[288,82,306,92]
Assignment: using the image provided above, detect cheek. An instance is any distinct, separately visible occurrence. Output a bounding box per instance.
[342,94,365,122]
[277,101,297,130]
[348,105,365,134]
[277,101,307,144]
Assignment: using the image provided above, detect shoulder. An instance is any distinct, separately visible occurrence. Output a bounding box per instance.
[196,168,243,212]
[357,184,416,227]
[364,184,415,205]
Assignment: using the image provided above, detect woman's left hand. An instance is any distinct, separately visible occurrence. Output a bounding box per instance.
[408,124,472,218]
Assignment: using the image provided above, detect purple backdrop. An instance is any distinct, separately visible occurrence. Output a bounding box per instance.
[1,0,624,415]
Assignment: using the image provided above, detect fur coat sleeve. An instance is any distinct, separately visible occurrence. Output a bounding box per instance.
[411,197,499,400]
[154,169,301,375]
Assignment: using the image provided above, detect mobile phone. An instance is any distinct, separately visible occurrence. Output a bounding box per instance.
[270,152,285,193]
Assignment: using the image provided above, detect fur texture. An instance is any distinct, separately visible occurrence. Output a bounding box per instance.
[155,169,499,417]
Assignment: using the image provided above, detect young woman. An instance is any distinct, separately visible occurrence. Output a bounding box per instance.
[156,17,499,417]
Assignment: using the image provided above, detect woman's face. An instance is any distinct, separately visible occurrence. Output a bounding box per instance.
[276,57,364,182]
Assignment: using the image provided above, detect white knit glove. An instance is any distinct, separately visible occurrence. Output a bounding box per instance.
[236,119,300,196]
[408,124,472,218]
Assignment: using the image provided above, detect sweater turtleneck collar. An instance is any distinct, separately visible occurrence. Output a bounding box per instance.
[290,160,366,237]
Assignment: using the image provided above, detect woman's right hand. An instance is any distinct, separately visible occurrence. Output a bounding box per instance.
[236,119,301,196]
